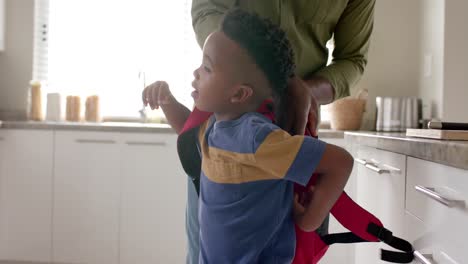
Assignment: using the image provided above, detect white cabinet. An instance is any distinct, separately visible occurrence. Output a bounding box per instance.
[318,138,358,264]
[119,133,187,264]
[0,128,187,263]
[354,147,407,264]
[0,129,53,262]
[53,131,121,264]
[406,157,468,264]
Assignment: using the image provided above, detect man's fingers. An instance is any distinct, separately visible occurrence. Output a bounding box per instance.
[293,109,307,136]
[308,110,318,137]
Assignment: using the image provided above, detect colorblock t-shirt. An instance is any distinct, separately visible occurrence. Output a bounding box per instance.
[198,112,326,263]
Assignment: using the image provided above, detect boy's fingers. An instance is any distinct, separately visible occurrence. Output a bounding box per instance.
[293,194,305,213]
[143,87,151,107]
[153,83,161,109]
[158,83,168,105]
[145,87,153,109]
[159,82,172,105]
[142,87,147,106]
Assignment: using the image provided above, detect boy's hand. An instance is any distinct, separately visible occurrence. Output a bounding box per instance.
[293,186,316,231]
[142,81,174,110]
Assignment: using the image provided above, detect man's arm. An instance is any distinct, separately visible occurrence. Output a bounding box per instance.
[282,0,375,135]
[313,0,376,100]
[191,0,237,48]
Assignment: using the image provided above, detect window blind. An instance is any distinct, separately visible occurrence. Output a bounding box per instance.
[33,0,49,81]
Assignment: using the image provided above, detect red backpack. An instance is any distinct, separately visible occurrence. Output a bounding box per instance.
[177,102,414,264]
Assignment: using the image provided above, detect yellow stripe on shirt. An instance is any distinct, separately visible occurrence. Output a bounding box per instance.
[200,127,304,184]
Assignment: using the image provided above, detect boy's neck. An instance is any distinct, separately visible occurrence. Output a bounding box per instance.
[213,101,262,122]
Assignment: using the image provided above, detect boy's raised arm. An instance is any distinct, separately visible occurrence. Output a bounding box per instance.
[142,81,191,134]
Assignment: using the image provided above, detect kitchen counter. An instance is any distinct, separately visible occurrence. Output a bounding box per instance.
[0,121,345,138]
[345,131,468,170]
[0,120,175,134]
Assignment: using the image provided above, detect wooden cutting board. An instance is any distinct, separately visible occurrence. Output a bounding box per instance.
[406,129,468,140]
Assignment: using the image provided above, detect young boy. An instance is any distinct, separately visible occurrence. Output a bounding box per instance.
[142,9,353,263]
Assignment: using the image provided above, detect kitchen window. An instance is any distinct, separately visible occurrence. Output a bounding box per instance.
[34,0,333,121]
[34,0,200,119]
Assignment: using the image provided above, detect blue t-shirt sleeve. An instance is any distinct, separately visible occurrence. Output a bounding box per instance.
[253,124,326,186]
[283,136,326,186]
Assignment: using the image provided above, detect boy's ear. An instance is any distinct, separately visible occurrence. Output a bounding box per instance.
[231,84,253,103]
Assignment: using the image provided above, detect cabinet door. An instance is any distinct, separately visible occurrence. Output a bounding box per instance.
[406,157,468,263]
[354,147,407,264]
[0,129,53,262]
[319,138,356,264]
[119,133,187,264]
[53,131,121,264]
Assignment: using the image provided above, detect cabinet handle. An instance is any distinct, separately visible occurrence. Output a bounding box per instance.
[355,158,396,174]
[414,251,434,264]
[75,139,116,144]
[365,163,390,174]
[415,185,465,208]
[354,158,367,165]
[125,141,166,146]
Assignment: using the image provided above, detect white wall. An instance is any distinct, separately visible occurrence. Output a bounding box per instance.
[418,0,445,119]
[416,0,468,122]
[0,0,5,51]
[354,0,421,130]
[443,0,468,122]
[0,0,34,120]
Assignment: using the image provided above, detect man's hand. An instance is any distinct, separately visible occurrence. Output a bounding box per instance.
[142,81,174,110]
[278,76,319,136]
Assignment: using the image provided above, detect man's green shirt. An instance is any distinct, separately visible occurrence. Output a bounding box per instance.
[192,0,375,99]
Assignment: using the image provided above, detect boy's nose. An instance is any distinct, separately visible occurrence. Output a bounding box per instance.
[193,68,200,80]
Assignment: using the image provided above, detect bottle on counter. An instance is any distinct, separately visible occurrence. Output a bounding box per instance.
[85,95,100,122]
[29,80,44,121]
[46,92,62,122]
[66,95,81,122]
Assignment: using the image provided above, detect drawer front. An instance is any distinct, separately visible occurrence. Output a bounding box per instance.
[406,157,468,263]
[404,213,460,264]
[355,147,407,264]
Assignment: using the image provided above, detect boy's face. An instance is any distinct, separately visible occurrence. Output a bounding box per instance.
[191,31,247,114]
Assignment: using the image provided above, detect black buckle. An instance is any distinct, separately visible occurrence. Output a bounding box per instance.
[367,223,393,243]
[377,227,393,243]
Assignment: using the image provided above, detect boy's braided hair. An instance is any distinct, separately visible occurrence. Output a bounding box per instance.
[220,8,295,98]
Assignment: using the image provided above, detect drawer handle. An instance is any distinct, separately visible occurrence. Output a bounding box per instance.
[415,185,465,208]
[354,158,367,165]
[414,251,434,264]
[355,158,393,174]
[365,163,390,174]
[125,141,166,146]
[75,139,116,144]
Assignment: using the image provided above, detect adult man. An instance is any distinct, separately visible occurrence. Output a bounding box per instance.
[186,0,375,262]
